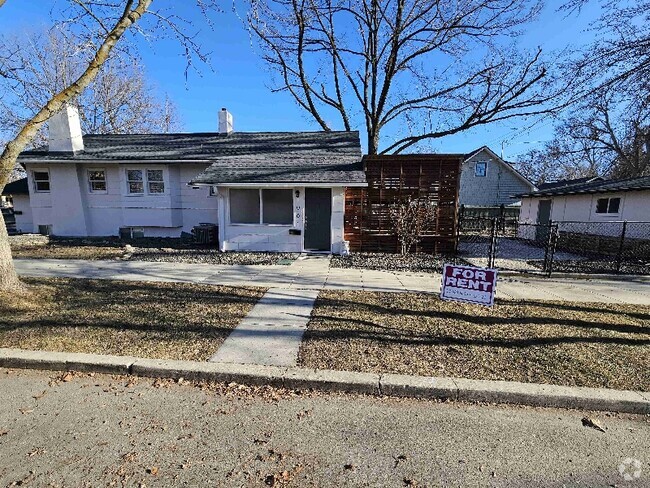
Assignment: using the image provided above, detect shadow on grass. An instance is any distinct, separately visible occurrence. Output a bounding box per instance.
[304,313,650,349]
[0,277,263,343]
[313,294,650,335]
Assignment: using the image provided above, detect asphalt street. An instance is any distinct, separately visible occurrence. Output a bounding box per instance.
[0,367,648,487]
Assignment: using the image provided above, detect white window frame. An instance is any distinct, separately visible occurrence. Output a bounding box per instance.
[146,169,165,194]
[87,168,107,194]
[208,185,218,197]
[124,167,166,196]
[474,161,488,177]
[32,170,51,193]
[595,196,621,215]
[228,188,294,226]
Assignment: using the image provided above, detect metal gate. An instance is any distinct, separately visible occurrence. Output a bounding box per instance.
[456,216,559,276]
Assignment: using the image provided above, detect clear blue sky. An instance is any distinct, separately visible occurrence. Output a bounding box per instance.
[0,0,602,160]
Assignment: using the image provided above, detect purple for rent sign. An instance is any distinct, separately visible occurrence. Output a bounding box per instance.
[440,264,498,306]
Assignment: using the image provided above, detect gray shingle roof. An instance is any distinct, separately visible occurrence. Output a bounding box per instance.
[536,176,603,191]
[18,131,366,185]
[519,175,650,197]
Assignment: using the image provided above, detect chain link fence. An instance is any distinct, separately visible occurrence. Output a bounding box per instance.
[552,221,650,274]
[456,217,650,276]
[456,217,557,274]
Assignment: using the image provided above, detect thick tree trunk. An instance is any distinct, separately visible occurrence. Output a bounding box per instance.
[0,0,151,292]
[367,129,380,155]
[0,212,21,290]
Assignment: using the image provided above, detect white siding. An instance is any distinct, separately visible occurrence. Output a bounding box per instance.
[459,149,534,206]
[24,162,216,237]
[520,190,650,238]
[218,186,347,254]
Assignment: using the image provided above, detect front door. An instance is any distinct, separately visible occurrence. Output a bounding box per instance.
[304,188,331,251]
[536,199,552,242]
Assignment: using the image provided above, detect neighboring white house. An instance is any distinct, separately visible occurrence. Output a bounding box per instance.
[1,177,32,233]
[518,176,650,238]
[459,146,535,207]
[11,106,366,254]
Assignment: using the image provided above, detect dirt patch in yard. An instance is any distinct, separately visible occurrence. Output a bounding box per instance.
[0,278,265,361]
[300,291,650,391]
[10,236,125,260]
[330,252,452,274]
[9,236,298,265]
[129,249,299,265]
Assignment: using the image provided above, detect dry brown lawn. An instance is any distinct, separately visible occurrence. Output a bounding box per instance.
[11,245,125,260]
[300,290,650,391]
[0,278,265,361]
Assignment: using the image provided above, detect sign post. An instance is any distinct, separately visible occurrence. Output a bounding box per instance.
[440,264,498,306]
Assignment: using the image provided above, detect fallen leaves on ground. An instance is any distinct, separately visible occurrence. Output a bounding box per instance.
[582,416,606,432]
[0,278,265,362]
[300,290,650,390]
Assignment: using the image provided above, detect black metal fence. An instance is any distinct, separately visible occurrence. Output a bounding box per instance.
[456,217,650,276]
[456,216,558,275]
[553,221,650,275]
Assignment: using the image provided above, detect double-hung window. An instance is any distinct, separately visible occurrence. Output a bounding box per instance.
[33,170,50,192]
[595,197,621,214]
[88,169,107,193]
[229,189,293,225]
[474,161,487,177]
[126,169,165,195]
[147,170,165,193]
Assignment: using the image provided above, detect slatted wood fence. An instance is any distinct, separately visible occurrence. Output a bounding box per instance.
[345,154,462,254]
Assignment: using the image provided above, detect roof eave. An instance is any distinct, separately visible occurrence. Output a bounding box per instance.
[520,185,650,198]
[190,181,368,188]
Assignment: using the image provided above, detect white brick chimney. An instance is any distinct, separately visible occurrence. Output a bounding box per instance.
[48,105,84,153]
[218,108,233,135]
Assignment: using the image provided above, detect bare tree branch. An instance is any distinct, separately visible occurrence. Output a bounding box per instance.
[249,0,566,154]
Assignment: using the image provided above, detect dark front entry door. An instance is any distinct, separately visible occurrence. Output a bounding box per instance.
[536,199,552,242]
[304,188,331,251]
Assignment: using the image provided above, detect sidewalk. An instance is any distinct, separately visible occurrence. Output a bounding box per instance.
[13,257,650,304]
[209,287,319,367]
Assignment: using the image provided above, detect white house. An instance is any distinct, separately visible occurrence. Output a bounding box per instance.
[10,106,366,253]
[518,176,650,238]
[459,146,535,207]
[1,178,32,233]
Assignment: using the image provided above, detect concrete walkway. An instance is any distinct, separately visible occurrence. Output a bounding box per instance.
[14,257,650,304]
[210,257,327,366]
[209,287,319,367]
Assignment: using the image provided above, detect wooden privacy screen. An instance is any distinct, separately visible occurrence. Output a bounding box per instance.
[345,154,462,254]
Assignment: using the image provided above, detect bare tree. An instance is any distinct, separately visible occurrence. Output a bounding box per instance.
[390,197,437,254]
[517,89,650,183]
[563,0,650,95]
[0,28,182,148]
[249,0,568,155]
[0,0,216,291]
[516,0,650,183]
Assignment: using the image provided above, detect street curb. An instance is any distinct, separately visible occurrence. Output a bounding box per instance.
[1,348,648,414]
